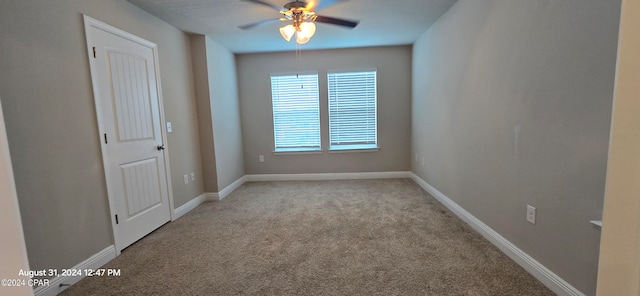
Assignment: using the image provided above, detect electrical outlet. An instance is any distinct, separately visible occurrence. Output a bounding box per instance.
[190,172,195,181]
[527,205,536,224]
[259,155,264,163]
[183,174,189,185]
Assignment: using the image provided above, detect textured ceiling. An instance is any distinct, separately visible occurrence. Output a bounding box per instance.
[128,0,458,53]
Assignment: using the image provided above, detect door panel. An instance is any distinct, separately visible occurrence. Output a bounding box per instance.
[108,52,154,142]
[121,158,162,217]
[85,16,171,252]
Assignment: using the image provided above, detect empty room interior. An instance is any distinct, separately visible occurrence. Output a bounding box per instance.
[1,0,639,295]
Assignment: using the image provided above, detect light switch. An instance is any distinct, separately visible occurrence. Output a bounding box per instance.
[166,122,173,133]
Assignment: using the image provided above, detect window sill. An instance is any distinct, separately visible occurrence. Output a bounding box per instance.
[328,145,379,153]
[273,149,323,155]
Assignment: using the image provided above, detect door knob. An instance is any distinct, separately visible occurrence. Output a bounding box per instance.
[157,145,165,151]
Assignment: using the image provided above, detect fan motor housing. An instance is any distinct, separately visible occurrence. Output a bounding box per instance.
[284,1,307,10]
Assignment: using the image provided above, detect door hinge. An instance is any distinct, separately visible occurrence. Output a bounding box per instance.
[104,133,108,144]
[93,47,97,58]
[115,214,119,224]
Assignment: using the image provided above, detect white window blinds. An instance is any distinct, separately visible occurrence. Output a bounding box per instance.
[328,70,377,150]
[270,73,321,152]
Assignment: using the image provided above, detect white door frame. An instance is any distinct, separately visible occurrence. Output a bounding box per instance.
[0,97,34,296]
[83,15,175,255]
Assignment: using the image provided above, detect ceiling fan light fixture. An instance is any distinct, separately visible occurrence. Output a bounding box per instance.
[295,22,316,44]
[241,0,359,46]
[299,21,316,38]
[279,24,296,42]
[296,33,311,44]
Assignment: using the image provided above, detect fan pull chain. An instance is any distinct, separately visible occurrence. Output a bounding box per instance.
[295,42,304,89]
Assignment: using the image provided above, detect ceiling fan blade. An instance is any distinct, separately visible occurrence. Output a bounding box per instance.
[315,15,359,28]
[307,0,348,12]
[241,0,282,11]
[239,19,282,30]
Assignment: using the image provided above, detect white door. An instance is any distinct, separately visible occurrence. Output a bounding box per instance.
[84,16,172,252]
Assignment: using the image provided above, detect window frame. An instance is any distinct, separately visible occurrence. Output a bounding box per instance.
[270,72,322,153]
[327,69,379,152]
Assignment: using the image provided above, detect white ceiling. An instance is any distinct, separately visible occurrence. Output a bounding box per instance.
[128,0,458,53]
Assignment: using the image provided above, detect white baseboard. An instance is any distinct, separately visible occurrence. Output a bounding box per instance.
[409,173,584,296]
[179,173,408,207]
[34,245,116,296]
[172,176,247,220]
[201,173,410,202]
[205,192,218,201]
[218,176,247,201]
[173,193,214,220]
[245,171,411,182]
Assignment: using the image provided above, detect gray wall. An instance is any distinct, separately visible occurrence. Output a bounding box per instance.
[190,35,218,192]
[206,37,245,190]
[411,0,620,294]
[0,0,203,275]
[237,46,412,174]
[190,35,245,191]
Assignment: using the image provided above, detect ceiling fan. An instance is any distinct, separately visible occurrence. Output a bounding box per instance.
[239,0,359,44]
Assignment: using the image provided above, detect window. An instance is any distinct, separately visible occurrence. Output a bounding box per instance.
[327,70,378,151]
[270,73,321,152]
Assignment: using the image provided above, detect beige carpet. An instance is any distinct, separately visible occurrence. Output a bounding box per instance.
[61,179,554,295]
